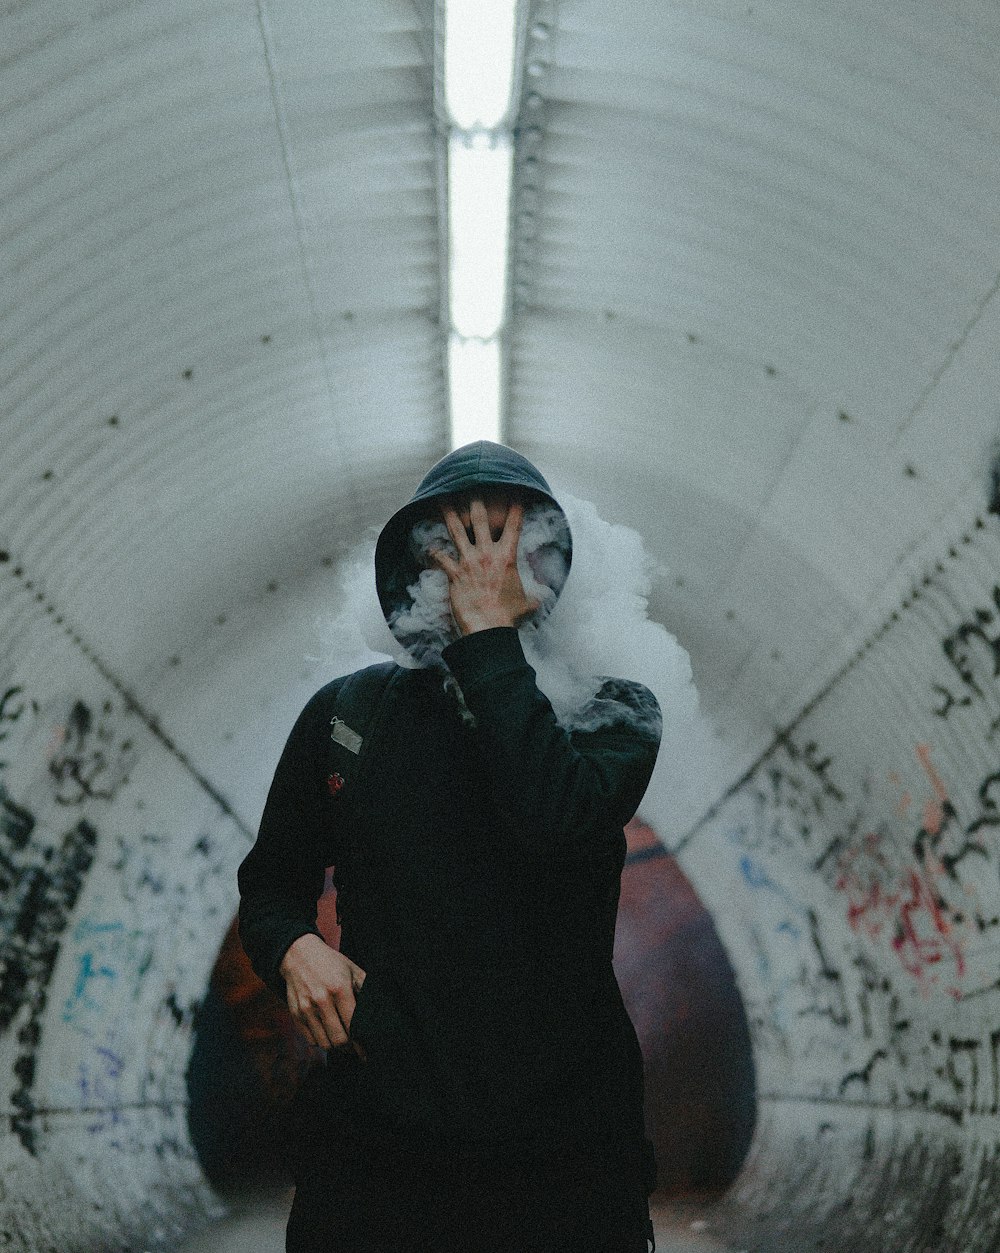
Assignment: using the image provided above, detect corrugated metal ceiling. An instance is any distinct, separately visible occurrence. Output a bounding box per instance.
[507,0,1000,748]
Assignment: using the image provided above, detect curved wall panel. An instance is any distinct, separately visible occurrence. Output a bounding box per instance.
[674,505,1000,1248]
[0,587,245,1250]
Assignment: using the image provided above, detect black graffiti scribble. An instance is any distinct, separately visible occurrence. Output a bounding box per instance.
[911,795,989,883]
[814,835,843,875]
[930,682,974,719]
[967,771,1000,838]
[759,767,803,822]
[921,1029,1000,1123]
[0,783,35,851]
[0,817,97,1155]
[904,1028,1000,1125]
[0,685,26,729]
[850,952,910,1071]
[800,740,846,804]
[48,699,135,805]
[749,746,845,853]
[853,952,878,1040]
[797,908,850,1029]
[773,732,846,806]
[941,1036,982,1117]
[107,830,168,905]
[990,446,1000,515]
[0,686,26,766]
[839,1047,888,1095]
[933,1099,965,1126]
[813,802,867,876]
[941,585,1000,702]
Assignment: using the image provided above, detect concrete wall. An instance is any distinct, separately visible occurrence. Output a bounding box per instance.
[676,497,1000,1249]
[0,572,246,1250]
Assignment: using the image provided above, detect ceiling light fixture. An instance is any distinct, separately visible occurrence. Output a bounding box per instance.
[448,132,512,340]
[442,0,522,448]
[444,0,518,130]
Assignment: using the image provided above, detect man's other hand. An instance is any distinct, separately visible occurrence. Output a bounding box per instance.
[279,933,368,1060]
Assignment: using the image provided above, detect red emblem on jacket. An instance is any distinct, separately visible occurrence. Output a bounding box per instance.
[327,772,346,797]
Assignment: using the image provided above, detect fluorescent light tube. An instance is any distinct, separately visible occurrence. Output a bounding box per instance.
[444,0,519,129]
[448,132,513,340]
[448,334,501,446]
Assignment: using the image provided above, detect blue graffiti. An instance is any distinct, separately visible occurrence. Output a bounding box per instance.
[738,853,807,937]
[80,1045,126,1134]
[62,919,124,1025]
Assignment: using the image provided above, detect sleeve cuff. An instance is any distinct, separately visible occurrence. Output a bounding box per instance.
[441,626,531,696]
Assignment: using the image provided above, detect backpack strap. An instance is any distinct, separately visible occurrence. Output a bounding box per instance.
[323,660,400,789]
[319,660,406,925]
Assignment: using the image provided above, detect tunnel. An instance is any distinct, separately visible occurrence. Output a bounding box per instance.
[2,1,1000,1250]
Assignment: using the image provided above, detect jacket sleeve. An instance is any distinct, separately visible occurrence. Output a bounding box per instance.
[236,687,331,1001]
[441,626,661,859]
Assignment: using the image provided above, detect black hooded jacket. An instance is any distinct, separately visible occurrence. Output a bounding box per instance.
[237,441,662,1176]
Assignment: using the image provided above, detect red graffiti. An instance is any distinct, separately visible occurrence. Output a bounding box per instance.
[916,742,948,833]
[890,865,965,986]
[834,744,973,996]
[836,831,896,941]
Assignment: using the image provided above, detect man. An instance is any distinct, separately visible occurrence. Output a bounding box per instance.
[237,441,661,1252]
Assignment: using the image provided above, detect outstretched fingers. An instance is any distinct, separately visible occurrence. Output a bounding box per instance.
[468,497,492,547]
[499,500,525,557]
[427,542,459,576]
[440,503,473,556]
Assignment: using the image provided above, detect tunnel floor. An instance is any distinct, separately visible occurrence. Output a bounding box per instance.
[171,1178,747,1253]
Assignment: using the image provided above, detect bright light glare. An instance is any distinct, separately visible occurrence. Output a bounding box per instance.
[444,0,518,129]
[443,1,519,447]
[448,134,512,340]
[449,335,501,446]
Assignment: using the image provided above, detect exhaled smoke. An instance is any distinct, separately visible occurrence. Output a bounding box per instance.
[388,505,570,670]
[320,491,734,844]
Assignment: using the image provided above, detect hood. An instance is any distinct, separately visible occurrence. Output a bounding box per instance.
[375,440,573,656]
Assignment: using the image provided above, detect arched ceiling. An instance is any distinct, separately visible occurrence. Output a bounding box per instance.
[4,0,998,812]
[3,0,445,698]
[505,0,1000,750]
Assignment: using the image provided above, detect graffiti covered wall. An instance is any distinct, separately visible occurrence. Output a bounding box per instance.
[3,497,1000,1251]
[677,509,1000,1249]
[0,578,248,1251]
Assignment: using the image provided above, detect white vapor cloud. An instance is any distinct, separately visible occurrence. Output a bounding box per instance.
[318,491,736,847]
